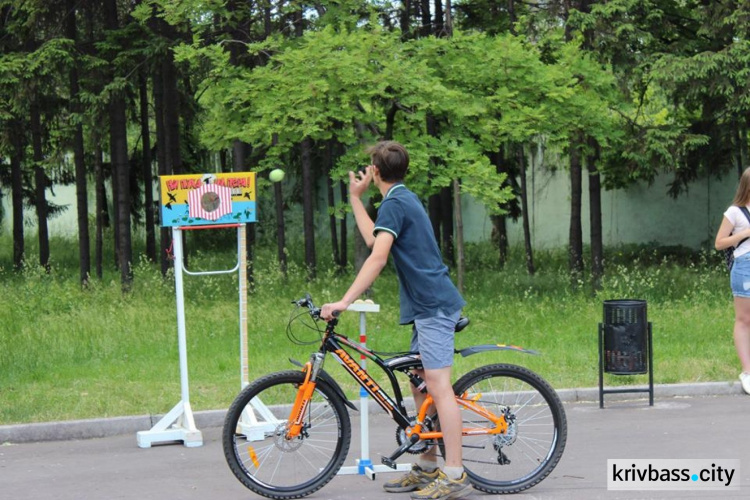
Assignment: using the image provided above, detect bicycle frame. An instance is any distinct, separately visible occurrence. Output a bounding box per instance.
[285,318,509,446]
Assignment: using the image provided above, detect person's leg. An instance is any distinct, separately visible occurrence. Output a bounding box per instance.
[422,366,462,468]
[411,369,472,500]
[409,368,439,469]
[733,296,750,373]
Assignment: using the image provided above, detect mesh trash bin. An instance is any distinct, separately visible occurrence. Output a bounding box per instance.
[603,300,648,374]
[598,299,653,408]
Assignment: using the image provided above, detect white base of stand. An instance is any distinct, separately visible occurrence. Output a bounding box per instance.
[339,460,412,480]
[236,397,283,441]
[137,400,203,448]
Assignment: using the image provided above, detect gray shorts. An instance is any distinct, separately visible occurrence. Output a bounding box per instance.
[410,309,461,370]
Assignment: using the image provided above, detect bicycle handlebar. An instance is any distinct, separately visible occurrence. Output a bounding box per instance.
[292,294,340,321]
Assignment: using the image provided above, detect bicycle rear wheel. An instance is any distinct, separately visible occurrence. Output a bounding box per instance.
[222,370,351,499]
[449,363,567,494]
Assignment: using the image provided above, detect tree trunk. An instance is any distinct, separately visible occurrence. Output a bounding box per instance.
[270,134,286,275]
[339,180,348,269]
[153,61,171,277]
[440,186,455,265]
[30,99,50,272]
[428,194,441,244]
[66,0,90,286]
[419,0,431,36]
[139,70,156,263]
[163,50,182,176]
[10,120,24,270]
[518,146,535,275]
[110,97,132,289]
[104,0,132,290]
[433,0,444,34]
[453,179,465,293]
[162,44,189,269]
[568,138,584,283]
[94,138,104,280]
[490,214,509,268]
[588,138,603,290]
[325,141,341,270]
[233,139,255,285]
[400,0,411,36]
[301,137,316,279]
[111,140,120,271]
[274,180,287,275]
[737,120,749,177]
[488,149,509,268]
[507,0,517,26]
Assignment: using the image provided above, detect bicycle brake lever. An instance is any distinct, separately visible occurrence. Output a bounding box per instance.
[294,296,311,308]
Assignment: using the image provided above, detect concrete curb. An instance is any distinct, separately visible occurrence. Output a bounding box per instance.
[1,381,745,445]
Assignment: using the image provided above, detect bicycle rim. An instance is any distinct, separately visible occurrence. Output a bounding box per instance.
[222,370,351,499]
[450,363,567,494]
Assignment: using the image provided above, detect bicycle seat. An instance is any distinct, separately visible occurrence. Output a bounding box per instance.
[455,317,470,332]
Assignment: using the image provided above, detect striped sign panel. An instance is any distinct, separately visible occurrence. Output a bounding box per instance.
[187,183,233,221]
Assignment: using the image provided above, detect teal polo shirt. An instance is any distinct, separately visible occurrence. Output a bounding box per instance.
[373,183,465,324]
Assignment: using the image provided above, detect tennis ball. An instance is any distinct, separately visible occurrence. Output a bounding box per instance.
[269,169,285,182]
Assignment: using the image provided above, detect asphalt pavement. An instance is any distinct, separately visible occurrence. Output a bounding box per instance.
[1,383,749,500]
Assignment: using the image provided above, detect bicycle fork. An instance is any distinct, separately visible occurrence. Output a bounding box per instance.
[285,353,325,439]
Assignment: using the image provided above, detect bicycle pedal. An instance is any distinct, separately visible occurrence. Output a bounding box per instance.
[381,457,397,470]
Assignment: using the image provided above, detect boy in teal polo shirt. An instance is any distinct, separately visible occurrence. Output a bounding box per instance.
[321,141,471,500]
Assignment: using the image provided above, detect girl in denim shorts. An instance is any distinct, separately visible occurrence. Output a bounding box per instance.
[715,166,750,395]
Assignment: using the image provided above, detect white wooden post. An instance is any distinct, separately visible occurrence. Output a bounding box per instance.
[337,302,412,479]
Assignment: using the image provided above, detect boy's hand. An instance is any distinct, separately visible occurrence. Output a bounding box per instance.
[349,165,374,199]
[321,300,350,321]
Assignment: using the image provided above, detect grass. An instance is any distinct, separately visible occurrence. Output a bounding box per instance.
[0,235,739,425]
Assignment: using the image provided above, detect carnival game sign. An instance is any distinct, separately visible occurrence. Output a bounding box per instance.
[159,173,256,227]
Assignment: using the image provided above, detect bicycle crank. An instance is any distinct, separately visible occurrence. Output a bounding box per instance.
[395,416,435,455]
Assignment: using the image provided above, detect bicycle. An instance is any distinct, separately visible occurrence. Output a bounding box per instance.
[223,294,567,499]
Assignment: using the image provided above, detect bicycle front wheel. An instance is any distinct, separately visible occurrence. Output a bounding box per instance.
[222,370,351,499]
[450,363,567,494]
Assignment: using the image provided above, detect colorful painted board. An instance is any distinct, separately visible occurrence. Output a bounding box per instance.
[159,173,256,227]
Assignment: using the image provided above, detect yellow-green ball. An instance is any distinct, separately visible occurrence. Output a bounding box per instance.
[269,169,285,182]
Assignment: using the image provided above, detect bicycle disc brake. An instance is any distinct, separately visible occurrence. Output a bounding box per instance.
[274,422,307,452]
[396,416,435,455]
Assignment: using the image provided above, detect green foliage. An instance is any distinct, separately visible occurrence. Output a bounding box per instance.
[573,0,749,193]
[179,22,631,217]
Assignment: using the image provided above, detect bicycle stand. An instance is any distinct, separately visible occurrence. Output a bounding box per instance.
[336,302,411,480]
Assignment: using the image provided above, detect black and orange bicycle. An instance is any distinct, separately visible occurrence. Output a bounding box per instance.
[222,294,567,499]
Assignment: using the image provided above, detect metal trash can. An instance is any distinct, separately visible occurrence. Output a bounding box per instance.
[602,300,648,374]
[598,299,653,408]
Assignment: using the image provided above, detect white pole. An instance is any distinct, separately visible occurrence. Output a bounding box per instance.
[173,228,192,408]
[358,310,370,467]
[238,225,249,388]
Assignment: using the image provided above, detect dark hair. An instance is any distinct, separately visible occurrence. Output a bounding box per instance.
[365,141,409,182]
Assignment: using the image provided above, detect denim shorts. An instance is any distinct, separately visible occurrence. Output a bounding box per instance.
[731,253,750,298]
[410,309,461,370]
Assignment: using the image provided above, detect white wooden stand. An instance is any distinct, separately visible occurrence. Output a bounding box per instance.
[138,225,249,448]
[337,302,412,479]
